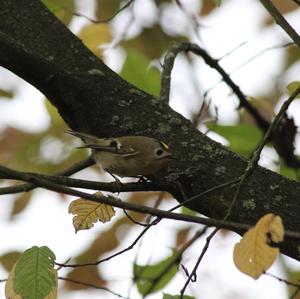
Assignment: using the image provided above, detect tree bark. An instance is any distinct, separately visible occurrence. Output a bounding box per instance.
[0,0,300,261]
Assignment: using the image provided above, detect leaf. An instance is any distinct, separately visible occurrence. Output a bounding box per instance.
[42,0,75,25]
[95,0,121,19]
[120,51,161,96]
[233,213,284,279]
[6,246,57,299]
[0,251,21,272]
[207,124,262,157]
[122,25,177,59]
[79,23,111,57]
[68,192,116,232]
[287,81,300,99]
[0,88,14,99]
[11,192,33,217]
[134,251,180,295]
[163,293,195,299]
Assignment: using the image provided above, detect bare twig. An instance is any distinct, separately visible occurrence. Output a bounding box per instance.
[226,84,300,219]
[160,42,269,130]
[265,272,300,288]
[259,0,300,48]
[206,42,295,95]
[180,85,300,296]
[0,156,94,195]
[58,276,128,298]
[123,209,149,227]
[180,228,219,298]
[141,227,208,296]
[54,181,246,269]
[74,0,135,24]
[1,163,300,241]
[0,165,174,195]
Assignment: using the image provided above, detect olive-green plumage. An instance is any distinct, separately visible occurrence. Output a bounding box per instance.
[68,130,173,179]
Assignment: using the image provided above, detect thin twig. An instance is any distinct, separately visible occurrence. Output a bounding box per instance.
[225,84,300,219]
[0,156,94,195]
[160,42,269,130]
[55,181,243,269]
[259,0,300,48]
[265,272,300,288]
[205,42,294,95]
[58,276,128,298]
[141,227,208,296]
[0,166,174,195]
[180,85,300,296]
[123,209,149,227]
[180,228,219,298]
[74,0,135,24]
[1,163,300,241]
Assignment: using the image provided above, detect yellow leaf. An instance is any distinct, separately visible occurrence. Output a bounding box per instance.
[233,213,284,279]
[287,81,300,98]
[68,192,116,232]
[79,23,111,57]
[5,264,22,299]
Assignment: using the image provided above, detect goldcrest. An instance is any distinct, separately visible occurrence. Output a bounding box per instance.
[67,130,174,180]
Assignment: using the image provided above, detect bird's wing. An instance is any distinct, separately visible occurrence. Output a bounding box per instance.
[66,129,104,143]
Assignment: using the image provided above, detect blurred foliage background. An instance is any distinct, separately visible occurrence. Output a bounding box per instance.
[0,0,300,298]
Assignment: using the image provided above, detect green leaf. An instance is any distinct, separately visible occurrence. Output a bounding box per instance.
[121,51,161,96]
[14,246,57,299]
[134,251,180,295]
[163,293,195,299]
[287,81,300,98]
[207,124,262,157]
[42,0,75,25]
[181,206,197,216]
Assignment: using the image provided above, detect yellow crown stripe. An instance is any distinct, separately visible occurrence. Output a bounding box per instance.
[160,141,169,150]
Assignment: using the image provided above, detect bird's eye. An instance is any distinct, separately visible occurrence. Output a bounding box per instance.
[110,140,118,147]
[155,149,164,156]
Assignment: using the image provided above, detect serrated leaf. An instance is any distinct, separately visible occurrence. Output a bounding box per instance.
[121,51,161,96]
[233,213,284,279]
[207,124,262,157]
[287,81,300,98]
[5,246,57,299]
[134,251,180,295]
[163,293,195,299]
[68,192,116,232]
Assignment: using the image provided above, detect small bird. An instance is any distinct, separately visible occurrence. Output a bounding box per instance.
[67,130,174,182]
